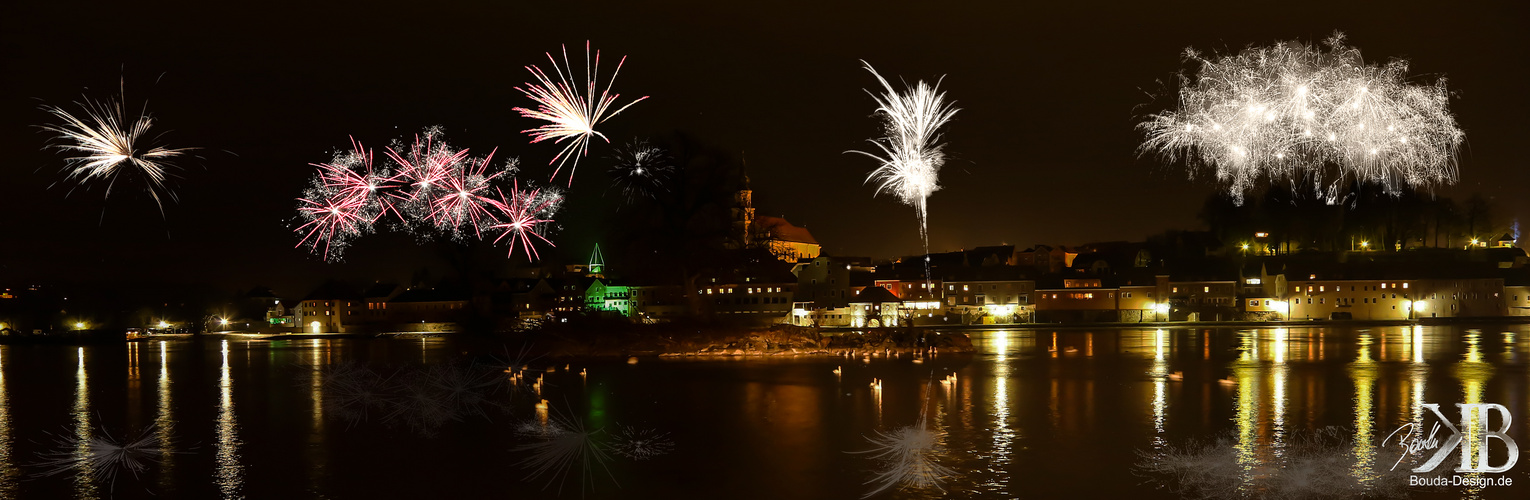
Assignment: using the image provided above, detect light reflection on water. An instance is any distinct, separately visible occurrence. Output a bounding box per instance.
[0,347,14,498]
[156,341,175,493]
[73,347,96,500]
[215,340,243,499]
[0,326,1524,498]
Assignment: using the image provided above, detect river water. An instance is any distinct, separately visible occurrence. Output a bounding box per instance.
[0,324,1525,499]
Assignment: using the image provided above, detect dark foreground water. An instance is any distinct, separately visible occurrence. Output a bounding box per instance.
[0,325,1526,499]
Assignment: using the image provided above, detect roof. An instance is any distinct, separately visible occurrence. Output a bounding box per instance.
[754,216,819,245]
[391,288,469,303]
[302,280,361,301]
[850,285,902,304]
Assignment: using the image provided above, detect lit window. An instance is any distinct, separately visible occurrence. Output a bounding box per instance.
[963,285,969,291]
[1402,283,1409,289]
[1203,286,1210,293]
[1319,286,1325,292]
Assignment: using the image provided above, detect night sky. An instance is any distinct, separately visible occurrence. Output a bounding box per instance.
[3,0,1527,295]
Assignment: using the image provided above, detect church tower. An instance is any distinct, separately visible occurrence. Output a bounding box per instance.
[729,173,755,249]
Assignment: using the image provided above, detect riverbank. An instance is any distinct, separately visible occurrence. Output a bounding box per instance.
[905,315,1530,331]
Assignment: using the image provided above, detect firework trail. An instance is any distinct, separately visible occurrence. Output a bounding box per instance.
[1138,32,1462,205]
[607,139,675,204]
[490,181,563,261]
[40,86,192,215]
[848,61,959,258]
[515,41,649,185]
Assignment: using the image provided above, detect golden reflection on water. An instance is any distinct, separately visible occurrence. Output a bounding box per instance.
[1270,329,1288,460]
[1349,332,1377,484]
[1456,330,1492,498]
[1232,330,1260,493]
[157,341,175,491]
[989,330,1013,493]
[73,347,97,499]
[0,347,14,498]
[1151,330,1168,441]
[216,340,244,499]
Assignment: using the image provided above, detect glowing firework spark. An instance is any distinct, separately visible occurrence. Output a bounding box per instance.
[427,152,512,240]
[294,184,374,262]
[294,139,393,261]
[40,89,191,213]
[514,41,648,185]
[848,61,959,247]
[607,139,674,203]
[295,128,556,262]
[490,181,562,261]
[1139,32,1462,205]
[34,424,169,493]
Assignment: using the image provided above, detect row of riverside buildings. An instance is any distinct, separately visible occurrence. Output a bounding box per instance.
[258,238,1530,334]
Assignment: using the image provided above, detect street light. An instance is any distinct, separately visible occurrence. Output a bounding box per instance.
[74,322,85,329]
[1360,241,1369,249]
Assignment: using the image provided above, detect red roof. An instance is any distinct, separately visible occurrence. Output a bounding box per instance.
[755,216,819,245]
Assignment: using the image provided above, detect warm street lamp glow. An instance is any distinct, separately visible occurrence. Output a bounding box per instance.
[1411,301,1425,312]
[220,318,230,326]
[1154,303,1170,314]
[1240,243,1250,251]
[75,322,85,329]
[310,321,321,334]
[158,320,169,328]
[1360,241,1369,248]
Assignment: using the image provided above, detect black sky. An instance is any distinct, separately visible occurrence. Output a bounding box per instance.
[3,0,1527,295]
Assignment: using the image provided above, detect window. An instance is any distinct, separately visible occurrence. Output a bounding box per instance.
[1172,287,1178,293]
[1402,283,1409,289]
[1249,300,1259,307]
[1319,286,1325,292]
[1204,286,1210,293]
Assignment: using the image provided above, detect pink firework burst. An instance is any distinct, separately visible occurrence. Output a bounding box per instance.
[489,181,561,261]
[428,150,509,239]
[514,41,648,186]
[294,189,372,261]
[312,137,398,220]
[386,129,469,199]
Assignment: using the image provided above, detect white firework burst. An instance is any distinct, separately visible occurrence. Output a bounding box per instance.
[1139,32,1462,205]
[40,87,192,214]
[849,61,959,246]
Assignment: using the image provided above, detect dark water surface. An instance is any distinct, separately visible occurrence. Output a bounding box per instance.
[0,325,1527,499]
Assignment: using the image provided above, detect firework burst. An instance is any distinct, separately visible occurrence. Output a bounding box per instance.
[40,87,192,214]
[1138,32,1463,205]
[512,410,617,496]
[514,41,649,185]
[294,139,390,261]
[607,139,674,203]
[490,181,562,261]
[609,425,673,461]
[848,61,959,246]
[427,152,512,240]
[854,424,953,498]
[33,424,170,493]
[294,128,559,262]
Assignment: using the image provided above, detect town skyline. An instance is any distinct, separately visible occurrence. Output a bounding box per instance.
[4,0,1528,295]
